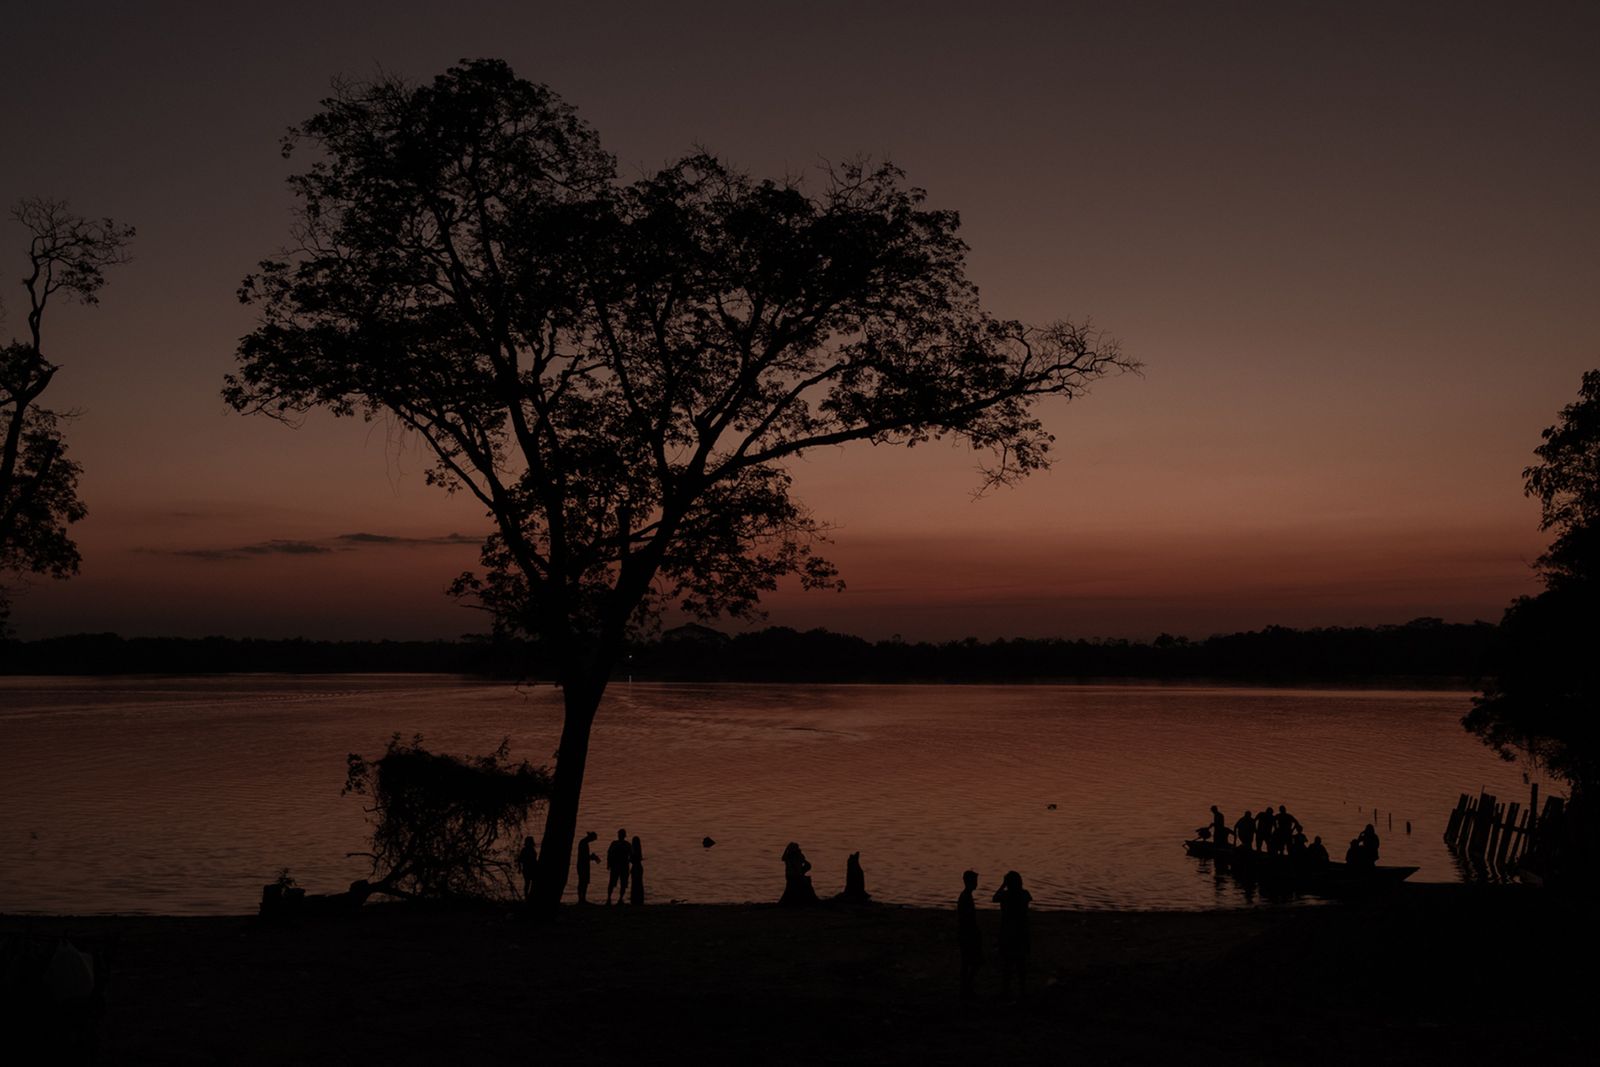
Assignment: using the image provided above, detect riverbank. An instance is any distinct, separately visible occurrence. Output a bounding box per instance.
[3,884,1588,1064]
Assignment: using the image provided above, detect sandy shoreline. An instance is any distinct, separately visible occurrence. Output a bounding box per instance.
[3,885,1589,1064]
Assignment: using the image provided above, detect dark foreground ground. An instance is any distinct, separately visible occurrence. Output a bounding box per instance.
[4,884,1592,1065]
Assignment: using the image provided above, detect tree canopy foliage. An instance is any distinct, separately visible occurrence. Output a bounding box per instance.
[1,199,133,629]
[228,59,1133,910]
[344,734,551,901]
[1465,370,1600,800]
[1524,370,1600,588]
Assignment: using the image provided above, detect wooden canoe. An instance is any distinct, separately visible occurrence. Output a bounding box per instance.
[1183,838,1418,893]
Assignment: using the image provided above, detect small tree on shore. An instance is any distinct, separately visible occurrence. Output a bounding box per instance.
[1,199,134,630]
[227,59,1135,914]
[344,734,551,901]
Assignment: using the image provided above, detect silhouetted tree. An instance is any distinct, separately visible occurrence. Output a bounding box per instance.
[343,734,551,901]
[1523,370,1600,590]
[1466,371,1600,801]
[226,59,1134,914]
[1,199,133,630]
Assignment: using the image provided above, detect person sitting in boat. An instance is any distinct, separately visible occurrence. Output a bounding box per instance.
[1210,806,1230,848]
[1233,810,1255,852]
[1357,824,1380,864]
[1346,825,1380,869]
[1254,807,1275,852]
[1288,828,1308,857]
[1306,835,1330,866]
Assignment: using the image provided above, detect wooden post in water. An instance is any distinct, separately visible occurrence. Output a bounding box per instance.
[1495,802,1520,869]
[1456,794,1478,849]
[1467,791,1496,857]
[1444,793,1470,845]
[1504,808,1521,865]
[1453,794,1473,847]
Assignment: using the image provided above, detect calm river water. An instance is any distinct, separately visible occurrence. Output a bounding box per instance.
[0,676,1536,914]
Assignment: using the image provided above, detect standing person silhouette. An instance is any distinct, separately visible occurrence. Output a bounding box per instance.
[1273,805,1300,856]
[576,830,599,904]
[957,870,983,1001]
[629,835,645,906]
[607,829,631,905]
[1233,810,1255,852]
[1209,805,1229,847]
[1255,807,1275,853]
[516,835,538,902]
[992,870,1032,1001]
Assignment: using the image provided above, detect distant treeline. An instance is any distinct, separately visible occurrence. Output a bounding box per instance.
[0,634,513,676]
[627,618,1494,684]
[1,617,1495,683]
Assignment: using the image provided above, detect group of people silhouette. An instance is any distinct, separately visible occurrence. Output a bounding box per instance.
[526,811,1379,923]
[1207,804,1306,856]
[778,843,872,905]
[779,842,1034,1002]
[567,829,646,905]
[959,869,1033,1002]
[513,804,1387,1009]
[1203,804,1379,868]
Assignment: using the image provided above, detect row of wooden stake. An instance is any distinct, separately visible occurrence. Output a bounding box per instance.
[1443,785,1564,874]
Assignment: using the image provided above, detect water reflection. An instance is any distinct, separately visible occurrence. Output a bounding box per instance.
[0,677,1541,914]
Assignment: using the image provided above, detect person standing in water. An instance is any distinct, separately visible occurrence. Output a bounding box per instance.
[1273,806,1300,856]
[576,830,599,904]
[1255,807,1275,853]
[1234,810,1255,852]
[957,870,983,1001]
[992,870,1032,1001]
[629,835,645,906]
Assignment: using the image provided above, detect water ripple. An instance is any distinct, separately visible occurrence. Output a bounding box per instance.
[0,677,1538,914]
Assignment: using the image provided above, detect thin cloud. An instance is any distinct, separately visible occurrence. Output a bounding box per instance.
[334,532,479,546]
[149,531,484,562]
[166,540,333,561]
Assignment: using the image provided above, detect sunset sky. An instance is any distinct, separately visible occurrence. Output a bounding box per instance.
[3,1,1595,641]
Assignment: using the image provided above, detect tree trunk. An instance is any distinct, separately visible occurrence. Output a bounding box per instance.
[531,675,607,918]
[526,549,658,919]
